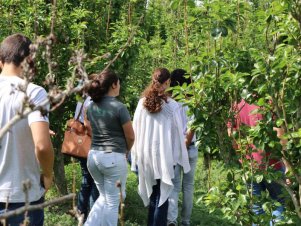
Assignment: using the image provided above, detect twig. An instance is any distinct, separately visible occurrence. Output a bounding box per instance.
[0,48,97,138]
[0,14,144,140]
[68,207,84,226]
[22,180,31,225]
[74,207,85,226]
[106,0,112,43]
[50,0,57,36]
[116,181,125,226]
[103,15,144,72]
[276,179,301,218]
[183,0,198,107]
[0,194,75,220]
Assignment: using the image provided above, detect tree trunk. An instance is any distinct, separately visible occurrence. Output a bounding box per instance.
[53,148,68,195]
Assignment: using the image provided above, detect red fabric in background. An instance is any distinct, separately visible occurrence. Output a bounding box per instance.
[230,99,283,170]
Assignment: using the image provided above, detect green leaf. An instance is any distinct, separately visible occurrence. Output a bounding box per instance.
[257,98,265,106]
[276,119,284,127]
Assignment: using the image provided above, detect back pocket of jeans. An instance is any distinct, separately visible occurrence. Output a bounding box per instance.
[100,154,116,168]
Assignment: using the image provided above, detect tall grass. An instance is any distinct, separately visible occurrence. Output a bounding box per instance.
[44,156,236,225]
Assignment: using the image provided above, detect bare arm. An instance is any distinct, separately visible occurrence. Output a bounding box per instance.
[227,127,232,137]
[185,129,195,148]
[273,127,288,146]
[84,111,92,137]
[227,126,239,150]
[122,121,135,151]
[273,127,290,173]
[30,121,54,192]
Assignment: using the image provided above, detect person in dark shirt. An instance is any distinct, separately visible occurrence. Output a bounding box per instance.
[84,70,134,226]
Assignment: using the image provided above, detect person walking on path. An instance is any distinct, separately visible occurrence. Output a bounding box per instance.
[74,94,99,222]
[84,70,134,226]
[167,69,198,226]
[0,33,54,226]
[131,68,190,226]
[228,99,286,225]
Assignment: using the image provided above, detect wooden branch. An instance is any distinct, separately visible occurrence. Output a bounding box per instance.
[68,207,84,226]
[276,179,301,218]
[0,14,144,140]
[271,96,301,184]
[106,0,112,43]
[0,82,85,140]
[116,181,125,226]
[103,15,144,72]
[0,194,75,220]
[128,1,132,25]
[299,184,301,215]
[0,38,129,139]
[50,0,57,36]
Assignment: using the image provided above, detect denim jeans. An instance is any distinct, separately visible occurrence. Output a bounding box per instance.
[127,152,138,175]
[148,180,169,226]
[168,145,198,226]
[77,157,99,220]
[251,179,285,226]
[0,196,44,226]
[85,150,127,226]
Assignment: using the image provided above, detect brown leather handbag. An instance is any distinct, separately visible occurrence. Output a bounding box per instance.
[61,99,91,158]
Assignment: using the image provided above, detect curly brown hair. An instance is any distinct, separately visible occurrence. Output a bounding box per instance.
[142,68,170,113]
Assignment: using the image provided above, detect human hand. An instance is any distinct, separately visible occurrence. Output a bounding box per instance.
[49,129,56,136]
[285,178,292,185]
[41,173,53,193]
[273,127,288,146]
[185,139,190,149]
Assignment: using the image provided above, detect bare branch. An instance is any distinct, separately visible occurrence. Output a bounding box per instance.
[276,179,301,218]
[116,180,125,226]
[50,0,57,36]
[0,14,144,141]
[103,15,144,71]
[0,194,75,220]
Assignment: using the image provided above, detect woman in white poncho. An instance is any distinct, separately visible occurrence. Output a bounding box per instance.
[131,68,190,226]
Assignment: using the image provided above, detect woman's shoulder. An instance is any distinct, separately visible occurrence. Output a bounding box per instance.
[159,98,178,116]
[138,97,145,105]
[110,98,129,112]
[167,97,177,104]
[166,97,180,110]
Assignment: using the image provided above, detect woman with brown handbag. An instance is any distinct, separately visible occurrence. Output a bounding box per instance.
[74,95,99,222]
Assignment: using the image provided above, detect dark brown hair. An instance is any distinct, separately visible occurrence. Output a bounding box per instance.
[0,34,32,66]
[170,69,191,87]
[142,68,170,113]
[87,69,119,102]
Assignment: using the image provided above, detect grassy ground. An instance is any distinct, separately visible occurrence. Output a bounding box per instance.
[44,156,236,226]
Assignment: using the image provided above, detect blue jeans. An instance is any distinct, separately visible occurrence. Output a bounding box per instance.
[251,178,285,226]
[127,152,138,175]
[168,145,198,226]
[77,157,99,220]
[0,196,44,226]
[85,150,127,226]
[148,180,169,226]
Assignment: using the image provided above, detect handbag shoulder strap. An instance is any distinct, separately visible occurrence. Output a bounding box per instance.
[75,97,87,121]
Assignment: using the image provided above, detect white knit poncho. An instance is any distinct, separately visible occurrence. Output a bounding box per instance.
[131,97,190,207]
